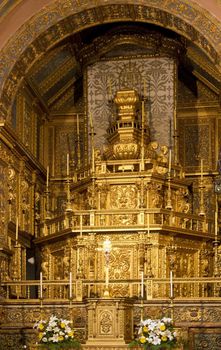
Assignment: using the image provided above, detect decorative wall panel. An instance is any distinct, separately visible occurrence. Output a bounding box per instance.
[191,328,221,350]
[178,117,216,172]
[53,117,86,177]
[87,57,175,149]
[54,125,76,177]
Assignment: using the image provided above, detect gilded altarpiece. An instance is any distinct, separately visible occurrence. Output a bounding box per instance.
[0,146,29,296]
[87,57,175,149]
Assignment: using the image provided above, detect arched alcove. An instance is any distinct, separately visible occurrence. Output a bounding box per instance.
[0,0,221,119]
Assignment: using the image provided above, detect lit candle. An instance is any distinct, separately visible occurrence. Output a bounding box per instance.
[141,271,144,298]
[69,272,72,299]
[15,217,18,243]
[46,166,49,188]
[67,153,69,177]
[77,114,79,136]
[40,272,43,299]
[170,270,173,298]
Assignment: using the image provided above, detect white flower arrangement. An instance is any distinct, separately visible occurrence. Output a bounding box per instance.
[34,315,80,349]
[129,317,177,349]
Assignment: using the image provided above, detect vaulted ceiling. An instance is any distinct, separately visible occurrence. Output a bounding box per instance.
[20,21,221,115]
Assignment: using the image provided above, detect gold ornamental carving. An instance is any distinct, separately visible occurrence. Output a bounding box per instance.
[113,142,140,160]
[100,311,112,335]
[114,90,139,121]
[110,185,138,209]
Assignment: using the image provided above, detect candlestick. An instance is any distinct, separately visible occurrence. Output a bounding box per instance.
[174,106,177,131]
[169,117,172,147]
[15,217,18,243]
[77,114,79,135]
[215,211,218,239]
[77,248,80,272]
[46,166,49,188]
[80,215,82,237]
[69,272,72,299]
[40,272,43,299]
[168,148,172,173]
[170,270,173,298]
[67,153,69,177]
[141,100,145,123]
[141,271,144,298]
[105,265,109,290]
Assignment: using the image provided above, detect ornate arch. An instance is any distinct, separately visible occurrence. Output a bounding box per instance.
[1,0,221,120]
